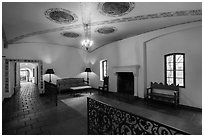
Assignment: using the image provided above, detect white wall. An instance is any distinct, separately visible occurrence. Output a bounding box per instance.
[89,22,201,108]
[2,22,201,108]
[89,38,141,93]
[3,43,88,94]
[146,27,202,108]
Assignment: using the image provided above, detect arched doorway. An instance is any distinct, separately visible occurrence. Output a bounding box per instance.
[19,63,38,84]
[20,69,30,82]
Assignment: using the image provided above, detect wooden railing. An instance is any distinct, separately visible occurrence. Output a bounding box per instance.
[87,97,189,135]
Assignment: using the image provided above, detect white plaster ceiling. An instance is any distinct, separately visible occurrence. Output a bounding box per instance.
[2,2,202,52]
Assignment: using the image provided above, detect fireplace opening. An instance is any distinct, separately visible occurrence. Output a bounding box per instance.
[117,72,134,95]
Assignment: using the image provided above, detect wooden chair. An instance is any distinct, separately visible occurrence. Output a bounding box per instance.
[98,76,109,93]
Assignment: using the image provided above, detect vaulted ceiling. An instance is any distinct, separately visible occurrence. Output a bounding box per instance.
[2,2,202,52]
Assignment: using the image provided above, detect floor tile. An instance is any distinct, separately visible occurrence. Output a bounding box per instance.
[2,82,201,135]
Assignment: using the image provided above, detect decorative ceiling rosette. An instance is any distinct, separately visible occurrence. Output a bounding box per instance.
[45,8,78,24]
[61,32,80,38]
[98,2,135,17]
[96,26,118,34]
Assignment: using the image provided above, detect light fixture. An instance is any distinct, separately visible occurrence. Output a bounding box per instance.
[80,2,93,51]
[85,67,92,85]
[45,69,55,83]
[81,39,93,50]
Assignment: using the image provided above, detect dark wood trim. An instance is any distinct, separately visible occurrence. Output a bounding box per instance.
[147,82,179,106]
[2,26,8,48]
[102,60,108,80]
[14,62,17,87]
[179,104,202,112]
[36,66,38,85]
[183,53,186,88]
[4,59,43,93]
[164,53,185,88]
[99,90,201,112]
[151,82,179,91]
[164,54,167,85]
[173,53,176,85]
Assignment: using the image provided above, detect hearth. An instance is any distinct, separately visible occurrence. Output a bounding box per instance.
[112,65,140,97]
[117,72,134,95]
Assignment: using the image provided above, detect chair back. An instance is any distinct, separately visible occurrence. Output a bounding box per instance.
[98,76,109,92]
[103,76,109,87]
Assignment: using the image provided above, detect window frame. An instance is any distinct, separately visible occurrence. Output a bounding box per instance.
[164,53,185,88]
[100,59,108,81]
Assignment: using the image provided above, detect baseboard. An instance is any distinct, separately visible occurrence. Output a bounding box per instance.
[100,91,202,112]
[179,104,202,112]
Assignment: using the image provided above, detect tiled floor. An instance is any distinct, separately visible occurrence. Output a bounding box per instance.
[2,82,87,135]
[2,82,202,135]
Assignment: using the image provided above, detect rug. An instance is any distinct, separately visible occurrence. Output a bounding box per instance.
[61,94,89,117]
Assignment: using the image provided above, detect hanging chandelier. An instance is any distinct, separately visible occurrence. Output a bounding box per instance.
[81,39,93,50]
[81,23,93,50]
[80,2,93,51]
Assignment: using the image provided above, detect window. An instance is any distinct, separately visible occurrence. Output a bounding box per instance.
[165,53,185,87]
[100,60,108,81]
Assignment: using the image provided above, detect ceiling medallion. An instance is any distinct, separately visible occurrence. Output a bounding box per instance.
[96,26,118,34]
[61,32,80,38]
[45,8,78,24]
[98,2,135,17]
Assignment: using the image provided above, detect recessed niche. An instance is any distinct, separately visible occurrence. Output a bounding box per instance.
[96,26,117,34]
[98,2,135,17]
[61,32,80,38]
[45,8,78,24]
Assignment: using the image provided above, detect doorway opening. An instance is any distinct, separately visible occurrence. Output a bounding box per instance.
[20,62,38,84]
[4,59,43,97]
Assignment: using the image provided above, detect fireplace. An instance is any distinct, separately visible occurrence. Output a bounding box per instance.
[112,65,140,97]
[117,72,134,95]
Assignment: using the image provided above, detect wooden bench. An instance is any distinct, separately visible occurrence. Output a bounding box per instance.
[147,82,179,106]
